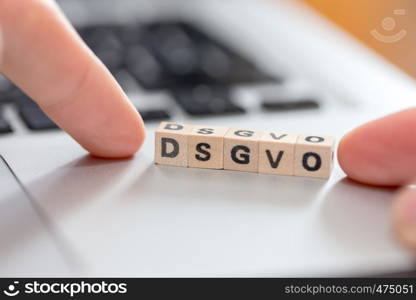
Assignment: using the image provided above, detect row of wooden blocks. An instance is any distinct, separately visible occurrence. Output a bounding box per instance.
[154,122,336,179]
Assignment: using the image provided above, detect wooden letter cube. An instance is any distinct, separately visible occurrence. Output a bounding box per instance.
[294,135,336,179]
[188,126,228,169]
[155,122,193,167]
[223,128,263,173]
[259,132,299,175]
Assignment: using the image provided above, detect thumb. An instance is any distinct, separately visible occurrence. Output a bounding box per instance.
[393,180,416,251]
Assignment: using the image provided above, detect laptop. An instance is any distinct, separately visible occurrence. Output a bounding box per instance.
[1,0,415,277]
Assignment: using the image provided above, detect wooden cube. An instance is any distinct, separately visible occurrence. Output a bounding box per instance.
[155,122,193,167]
[259,132,299,175]
[188,126,228,169]
[294,135,335,179]
[223,128,263,173]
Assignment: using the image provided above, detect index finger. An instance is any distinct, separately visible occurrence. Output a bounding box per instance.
[0,0,146,158]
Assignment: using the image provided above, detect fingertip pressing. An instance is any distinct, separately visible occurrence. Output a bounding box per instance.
[72,105,147,159]
[90,118,146,159]
[89,131,146,159]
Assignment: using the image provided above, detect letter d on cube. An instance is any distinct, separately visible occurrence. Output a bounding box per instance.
[155,122,194,167]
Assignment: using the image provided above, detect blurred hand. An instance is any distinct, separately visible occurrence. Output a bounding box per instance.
[0,0,146,157]
[338,108,416,250]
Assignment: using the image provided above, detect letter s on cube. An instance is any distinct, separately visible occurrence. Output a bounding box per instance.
[155,122,194,167]
[188,126,229,170]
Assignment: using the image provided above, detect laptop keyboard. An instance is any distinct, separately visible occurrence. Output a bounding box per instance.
[0,21,320,135]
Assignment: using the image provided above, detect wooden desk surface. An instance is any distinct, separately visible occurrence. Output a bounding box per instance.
[303,0,416,79]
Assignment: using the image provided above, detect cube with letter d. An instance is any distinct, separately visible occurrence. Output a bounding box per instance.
[155,122,193,167]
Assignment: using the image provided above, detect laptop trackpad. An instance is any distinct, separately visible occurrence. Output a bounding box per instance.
[0,156,73,277]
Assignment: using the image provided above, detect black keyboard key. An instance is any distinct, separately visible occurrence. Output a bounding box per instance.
[198,43,232,80]
[139,109,171,122]
[18,106,58,131]
[11,89,36,107]
[197,41,274,84]
[0,109,12,134]
[113,69,139,93]
[149,25,199,76]
[79,25,120,49]
[262,99,320,111]
[171,85,245,116]
[79,26,124,72]
[117,24,145,46]
[124,45,170,90]
[14,93,58,131]
[0,76,16,104]
[95,48,124,72]
[0,76,12,91]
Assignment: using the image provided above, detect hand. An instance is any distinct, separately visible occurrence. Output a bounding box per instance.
[0,0,146,158]
[338,108,416,250]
